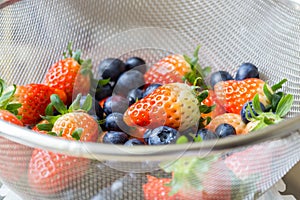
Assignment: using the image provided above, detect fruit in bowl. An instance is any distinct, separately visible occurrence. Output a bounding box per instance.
[0,42,294,198]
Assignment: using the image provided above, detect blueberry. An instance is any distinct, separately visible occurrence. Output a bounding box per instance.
[103,131,129,144]
[142,84,162,98]
[196,128,218,141]
[98,58,126,82]
[124,138,144,146]
[103,95,129,115]
[80,95,104,120]
[125,57,147,74]
[95,83,113,101]
[235,63,259,80]
[144,126,179,145]
[241,101,266,123]
[215,123,236,138]
[104,113,131,132]
[113,70,145,97]
[210,71,233,88]
[127,88,143,106]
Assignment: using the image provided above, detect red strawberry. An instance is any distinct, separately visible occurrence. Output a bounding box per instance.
[206,113,247,135]
[224,145,272,192]
[28,94,99,194]
[0,80,32,183]
[0,110,23,126]
[201,90,225,119]
[214,78,270,114]
[124,83,202,132]
[0,111,31,183]
[28,149,90,195]
[12,83,67,125]
[160,156,231,200]
[178,161,232,200]
[144,46,210,87]
[144,54,192,84]
[44,43,92,105]
[143,175,181,200]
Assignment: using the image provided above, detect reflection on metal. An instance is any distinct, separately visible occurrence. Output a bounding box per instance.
[277,0,300,10]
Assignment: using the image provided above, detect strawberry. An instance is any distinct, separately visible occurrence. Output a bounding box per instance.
[224,145,273,198]
[214,78,270,114]
[144,46,210,87]
[206,113,247,135]
[28,149,90,195]
[0,79,32,183]
[44,42,92,105]
[224,145,272,180]
[201,90,225,119]
[160,155,231,200]
[28,94,99,194]
[123,83,210,132]
[0,109,23,126]
[11,83,67,125]
[143,175,181,200]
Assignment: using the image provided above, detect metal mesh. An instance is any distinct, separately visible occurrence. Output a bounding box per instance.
[1,0,300,199]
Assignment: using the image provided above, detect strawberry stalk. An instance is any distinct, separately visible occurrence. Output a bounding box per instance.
[245,79,294,132]
[160,155,219,196]
[39,93,93,139]
[0,78,22,117]
[63,42,94,83]
[183,46,211,89]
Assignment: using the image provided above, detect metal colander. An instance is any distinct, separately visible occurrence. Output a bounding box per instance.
[1,0,300,199]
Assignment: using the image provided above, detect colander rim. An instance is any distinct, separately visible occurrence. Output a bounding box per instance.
[0,114,299,161]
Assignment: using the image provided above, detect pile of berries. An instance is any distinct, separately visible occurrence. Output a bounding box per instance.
[0,43,293,196]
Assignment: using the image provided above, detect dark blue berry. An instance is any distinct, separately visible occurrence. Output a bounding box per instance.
[113,70,145,97]
[142,84,162,98]
[127,88,143,106]
[235,63,259,80]
[196,128,218,141]
[210,71,233,88]
[103,131,129,144]
[95,83,113,101]
[103,95,129,115]
[125,57,147,74]
[124,139,144,146]
[80,95,104,120]
[98,58,126,82]
[215,123,236,138]
[241,101,266,123]
[144,126,179,145]
[104,113,131,132]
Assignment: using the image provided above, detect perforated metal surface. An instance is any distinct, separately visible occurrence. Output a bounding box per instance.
[0,0,300,199]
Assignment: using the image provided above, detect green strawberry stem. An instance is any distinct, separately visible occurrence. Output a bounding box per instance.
[246,81,294,132]
[0,78,22,116]
[275,94,293,117]
[50,94,68,115]
[183,46,211,89]
[63,42,94,82]
[36,123,53,132]
[176,135,189,144]
[271,78,287,92]
[39,93,93,134]
[160,155,219,196]
[71,128,83,140]
[195,89,215,129]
